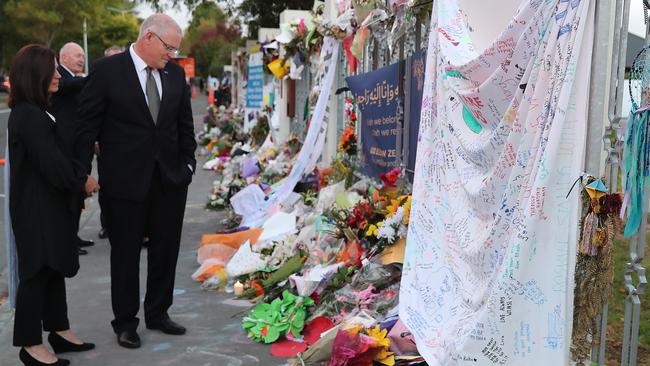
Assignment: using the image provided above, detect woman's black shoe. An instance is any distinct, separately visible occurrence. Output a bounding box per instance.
[48,332,95,354]
[19,348,70,366]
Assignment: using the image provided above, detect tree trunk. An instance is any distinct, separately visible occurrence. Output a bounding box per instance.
[46,32,56,48]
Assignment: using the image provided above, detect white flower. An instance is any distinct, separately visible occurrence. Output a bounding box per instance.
[377,224,396,242]
[397,224,408,238]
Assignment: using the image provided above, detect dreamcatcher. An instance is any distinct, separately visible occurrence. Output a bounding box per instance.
[622,44,650,237]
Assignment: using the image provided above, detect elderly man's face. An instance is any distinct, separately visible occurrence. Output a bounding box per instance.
[62,46,85,75]
[145,29,181,69]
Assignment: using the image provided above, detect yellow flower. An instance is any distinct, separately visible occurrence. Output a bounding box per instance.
[335,160,350,174]
[367,326,395,366]
[366,224,378,237]
[376,348,395,366]
[402,196,412,225]
[385,199,401,217]
[367,325,390,348]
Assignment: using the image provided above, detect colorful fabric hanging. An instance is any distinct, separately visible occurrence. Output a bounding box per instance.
[622,106,650,237]
[400,0,594,364]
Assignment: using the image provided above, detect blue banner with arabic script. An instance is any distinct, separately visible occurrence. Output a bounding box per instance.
[346,62,402,178]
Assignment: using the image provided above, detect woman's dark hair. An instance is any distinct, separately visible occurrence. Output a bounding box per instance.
[8,44,56,109]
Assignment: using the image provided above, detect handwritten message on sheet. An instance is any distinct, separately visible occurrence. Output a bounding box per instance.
[399,1,594,364]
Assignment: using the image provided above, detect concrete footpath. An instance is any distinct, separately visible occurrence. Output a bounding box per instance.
[0,96,284,366]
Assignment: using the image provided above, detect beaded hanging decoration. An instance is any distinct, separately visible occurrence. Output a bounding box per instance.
[572,176,622,362]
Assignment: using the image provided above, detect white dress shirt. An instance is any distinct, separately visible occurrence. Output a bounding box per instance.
[129,45,192,174]
[59,64,75,78]
[129,44,162,104]
[45,111,56,123]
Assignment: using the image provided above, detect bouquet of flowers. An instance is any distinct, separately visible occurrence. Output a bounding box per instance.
[339,128,357,157]
[251,115,270,147]
[330,324,395,366]
[365,195,411,257]
[206,176,244,210]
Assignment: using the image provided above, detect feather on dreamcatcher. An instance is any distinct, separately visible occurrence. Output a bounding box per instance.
[622,44,650,237]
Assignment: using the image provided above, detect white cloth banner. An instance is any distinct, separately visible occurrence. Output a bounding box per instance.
[399,1,593,365]
[233,37,340,227]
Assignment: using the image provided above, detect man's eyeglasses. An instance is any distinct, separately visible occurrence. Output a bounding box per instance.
[150,32,179,57]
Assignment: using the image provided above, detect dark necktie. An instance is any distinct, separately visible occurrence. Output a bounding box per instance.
[146,67,160,123]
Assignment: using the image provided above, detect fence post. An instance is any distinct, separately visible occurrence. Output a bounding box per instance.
[402,39,411,180]
[620,0,647,363]
[586,0,616,363]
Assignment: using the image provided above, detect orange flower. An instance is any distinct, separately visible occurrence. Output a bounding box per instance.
[251,281,265,296]
[319,167,333,188]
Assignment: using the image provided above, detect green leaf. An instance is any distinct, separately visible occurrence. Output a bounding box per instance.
[264,326,281,343]
[282,290,297,303]
[290,326,303,338]
[253,322,265,333]
[303,296,315,307]
[250,303,271,318]
[277,323,290,332]
[291,319,305,333]
[293,309,306,323]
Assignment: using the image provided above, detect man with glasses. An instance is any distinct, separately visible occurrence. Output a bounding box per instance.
[75,14,196,349]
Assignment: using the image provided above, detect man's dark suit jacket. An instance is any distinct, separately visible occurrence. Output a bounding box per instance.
[75,51,197,201]
[50,66,86,156]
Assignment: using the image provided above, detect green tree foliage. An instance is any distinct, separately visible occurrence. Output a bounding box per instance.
[144,0,314,40]
[4,0,103,47]
[0,0,21,72]
[85,12,141,62]
[136,0,203,12]
[0,0,140,69]
[182,1,242,77]
[235,0,313,39]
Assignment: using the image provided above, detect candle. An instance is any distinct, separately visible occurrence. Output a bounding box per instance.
[233,281,244,296]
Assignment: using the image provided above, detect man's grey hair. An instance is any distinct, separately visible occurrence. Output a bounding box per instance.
[138,14,182,39]
[59,42,83,58]
[104,45,124,56]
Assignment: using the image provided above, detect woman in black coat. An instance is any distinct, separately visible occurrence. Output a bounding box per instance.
[8,45,98,366]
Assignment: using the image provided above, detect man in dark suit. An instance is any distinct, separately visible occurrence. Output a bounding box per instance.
[75,14,196,349]
[50,42,94,256]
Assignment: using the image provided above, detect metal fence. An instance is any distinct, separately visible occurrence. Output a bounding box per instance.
[356,12,430,178]
[359,3,647,364]
[588,0,648,365]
